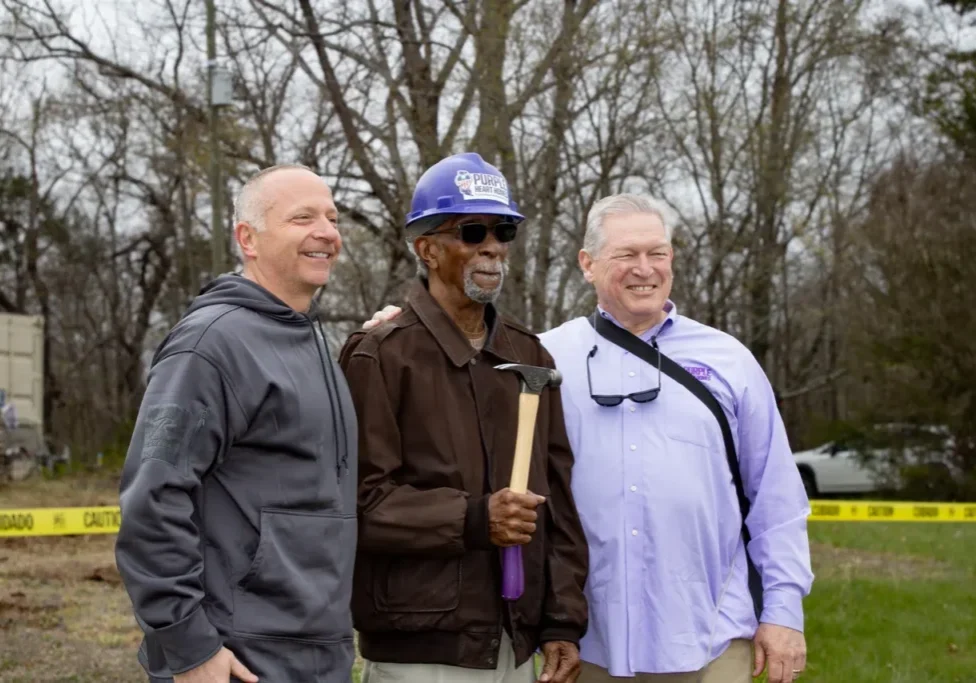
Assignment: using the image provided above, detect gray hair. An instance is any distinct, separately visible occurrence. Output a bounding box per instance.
[232,163,316,261]
[404,215,452,279]
[582,193,676,257]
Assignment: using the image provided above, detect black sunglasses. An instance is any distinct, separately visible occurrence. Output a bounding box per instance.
[428,221,519,245]
[586,340,662,407]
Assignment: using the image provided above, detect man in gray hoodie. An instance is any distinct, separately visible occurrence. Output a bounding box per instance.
[115,164,358,682]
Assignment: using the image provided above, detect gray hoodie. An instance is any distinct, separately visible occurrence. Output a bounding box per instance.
[115,274,358,682]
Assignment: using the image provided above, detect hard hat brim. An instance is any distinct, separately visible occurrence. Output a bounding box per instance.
[405,203,525,234]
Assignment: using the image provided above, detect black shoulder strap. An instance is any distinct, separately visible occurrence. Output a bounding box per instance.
[587,312,763,620]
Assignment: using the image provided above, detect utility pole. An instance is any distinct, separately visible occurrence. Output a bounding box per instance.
[206,0,223,275]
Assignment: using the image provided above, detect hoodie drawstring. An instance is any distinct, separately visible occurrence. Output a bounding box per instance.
[311,317,348,478]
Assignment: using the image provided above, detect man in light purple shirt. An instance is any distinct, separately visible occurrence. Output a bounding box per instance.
[536,194,812,683]
[361,193,813,683]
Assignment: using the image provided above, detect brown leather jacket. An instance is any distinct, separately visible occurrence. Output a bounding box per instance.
[337,279,588,670]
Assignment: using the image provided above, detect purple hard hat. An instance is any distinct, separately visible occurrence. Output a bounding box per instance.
[405,152,525,233]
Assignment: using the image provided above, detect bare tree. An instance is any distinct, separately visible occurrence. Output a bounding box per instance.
[630,0,915,433]
[0,0,941,460]
[243,0,678,330]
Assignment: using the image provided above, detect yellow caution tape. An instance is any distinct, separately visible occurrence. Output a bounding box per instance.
[2,500,975,537]
[808,500,976,522]
[0,506,121,537]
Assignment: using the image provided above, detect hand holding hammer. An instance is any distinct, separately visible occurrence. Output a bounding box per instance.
[494,362,562,601]
[487,489,546,546]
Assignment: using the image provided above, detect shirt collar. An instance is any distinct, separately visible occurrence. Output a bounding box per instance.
[406,278,520,367]
[597,300,677,342]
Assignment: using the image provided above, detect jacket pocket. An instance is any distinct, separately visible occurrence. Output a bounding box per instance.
[373,556,461,613]
[233,508,355,643]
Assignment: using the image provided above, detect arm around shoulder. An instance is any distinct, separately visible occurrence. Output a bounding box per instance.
[115,349,246,674]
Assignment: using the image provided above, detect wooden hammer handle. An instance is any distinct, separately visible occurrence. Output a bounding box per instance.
[508,392,540,494]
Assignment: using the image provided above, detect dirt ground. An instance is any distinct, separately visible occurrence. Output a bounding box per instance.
[1,475,143,682]
[1,474,960,682]
[0,534,142,682]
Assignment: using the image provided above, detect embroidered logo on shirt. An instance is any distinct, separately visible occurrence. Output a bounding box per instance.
[683,365,712,381]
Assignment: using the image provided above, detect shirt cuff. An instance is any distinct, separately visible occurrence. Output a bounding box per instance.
[760,587,805,632]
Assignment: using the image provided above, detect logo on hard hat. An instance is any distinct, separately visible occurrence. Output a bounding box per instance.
[455,170,473,196]
[454,169,509,204]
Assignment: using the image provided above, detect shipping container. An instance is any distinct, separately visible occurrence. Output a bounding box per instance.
[0,313,44,433]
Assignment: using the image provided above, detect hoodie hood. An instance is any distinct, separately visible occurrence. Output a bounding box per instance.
[186,273,310,323]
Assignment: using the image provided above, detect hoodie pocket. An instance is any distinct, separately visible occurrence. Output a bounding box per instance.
[234,508,355,643]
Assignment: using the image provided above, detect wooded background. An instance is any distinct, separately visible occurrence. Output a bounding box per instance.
[1,0,973,497]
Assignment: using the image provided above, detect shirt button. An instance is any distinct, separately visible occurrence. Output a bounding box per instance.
[630,485,637,492]
[632,529,638,536]
[629,406,636,413]
[470,358,477,366]
[630,444,637,451]
[629,371,636,377]
[491,638,499,647]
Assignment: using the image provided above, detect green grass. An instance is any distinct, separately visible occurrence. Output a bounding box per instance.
[796,523,976,683]
[809,522,976,574]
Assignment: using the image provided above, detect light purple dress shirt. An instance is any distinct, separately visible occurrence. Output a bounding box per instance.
[538,302,813,676]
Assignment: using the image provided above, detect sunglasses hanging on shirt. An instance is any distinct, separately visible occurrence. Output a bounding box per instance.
[586,336,662,406]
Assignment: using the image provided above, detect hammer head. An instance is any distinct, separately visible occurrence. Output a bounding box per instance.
[495,363,562,394]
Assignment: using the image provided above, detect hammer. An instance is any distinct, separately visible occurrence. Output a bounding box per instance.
[494,362,563,601]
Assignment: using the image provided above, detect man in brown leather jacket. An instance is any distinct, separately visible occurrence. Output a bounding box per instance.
[338,153,589,683]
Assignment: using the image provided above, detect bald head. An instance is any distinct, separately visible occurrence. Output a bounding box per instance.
[234,164,319,233]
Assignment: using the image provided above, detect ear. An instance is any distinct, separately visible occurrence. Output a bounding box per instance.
[235,222,259,259]
[579,249,595,283]
[415,236,438,272]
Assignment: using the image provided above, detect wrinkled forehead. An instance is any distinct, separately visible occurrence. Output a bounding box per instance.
[603,212,669,248]
[262,171,335,214]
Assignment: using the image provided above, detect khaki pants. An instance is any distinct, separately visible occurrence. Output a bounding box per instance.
[361,631,536,683]
[579,639,753,683]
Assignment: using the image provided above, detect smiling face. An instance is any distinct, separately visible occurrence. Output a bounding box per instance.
[414,214,512,304]
[235,167,341,310]
[579,211,673,333]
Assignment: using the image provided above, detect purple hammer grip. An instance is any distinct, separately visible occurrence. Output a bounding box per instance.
[501,545,524,600]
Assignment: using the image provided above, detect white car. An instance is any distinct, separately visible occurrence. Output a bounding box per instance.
[793,424,956,498]
[793,441,885,497]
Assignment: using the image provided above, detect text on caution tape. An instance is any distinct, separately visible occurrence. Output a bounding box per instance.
[2,501,976,537]
[0,506,121,537]
[808,501,976,521]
